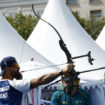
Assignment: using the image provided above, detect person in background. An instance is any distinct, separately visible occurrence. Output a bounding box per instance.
[0,56,74,105]
[51,73,92,105]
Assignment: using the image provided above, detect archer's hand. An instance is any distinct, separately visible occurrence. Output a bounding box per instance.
[62,64,74,74]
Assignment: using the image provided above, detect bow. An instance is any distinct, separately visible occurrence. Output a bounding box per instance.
[32,4,94,65]
[31,5,105,99]
[31,4,95,97]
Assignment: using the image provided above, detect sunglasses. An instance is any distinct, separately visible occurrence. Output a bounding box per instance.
[12,63,19,68]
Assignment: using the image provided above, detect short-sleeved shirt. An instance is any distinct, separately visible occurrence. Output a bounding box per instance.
[51,87,92,105]
[0,79,30,105]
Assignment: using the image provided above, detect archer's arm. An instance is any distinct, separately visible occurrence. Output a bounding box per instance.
[30,64,74,89]
[30,71,60,89]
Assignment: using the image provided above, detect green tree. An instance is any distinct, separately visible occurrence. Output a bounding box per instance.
[6,11,38,40]
[73,12,105,40]
[5,11,105,41]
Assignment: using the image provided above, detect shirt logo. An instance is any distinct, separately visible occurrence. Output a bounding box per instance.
[0,86,10,99]
[75,100,83,105]
[0,86,10,92]
[62,101,67,104]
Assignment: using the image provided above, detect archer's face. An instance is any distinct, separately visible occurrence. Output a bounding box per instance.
[9,63,21,78]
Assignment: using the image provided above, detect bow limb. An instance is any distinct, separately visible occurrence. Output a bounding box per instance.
[32,4,73,64]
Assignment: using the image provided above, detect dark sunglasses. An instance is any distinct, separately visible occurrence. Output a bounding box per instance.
[12,63,19,68]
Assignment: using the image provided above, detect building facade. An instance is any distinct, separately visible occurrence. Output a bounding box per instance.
[0,0,105,20]
[0,0,48,17]
[66,0,105,20]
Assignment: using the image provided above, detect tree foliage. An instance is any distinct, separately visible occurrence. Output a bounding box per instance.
[6,11,38,40]
[73,12,105,40]
[6,11,105,40]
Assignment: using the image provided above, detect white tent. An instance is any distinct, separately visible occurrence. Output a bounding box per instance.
[20,60,58,79]
[27,0,105,80]
[0,12,56,68]
[96,26,105,51]
[0,12,59,105]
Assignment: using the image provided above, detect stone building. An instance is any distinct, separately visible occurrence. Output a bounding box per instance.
[0,0,48,17]
[66,0,105,20]
[0,0,105,20]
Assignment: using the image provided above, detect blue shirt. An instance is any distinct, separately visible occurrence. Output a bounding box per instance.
[51,87,92,105]
[0,79,30,105]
